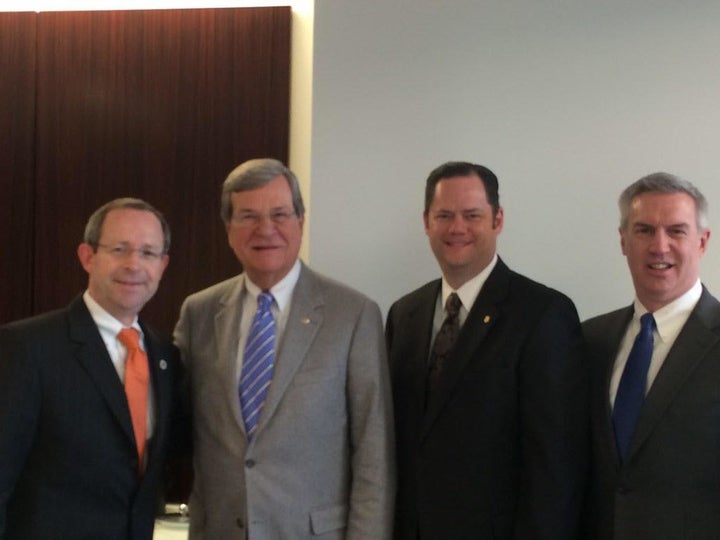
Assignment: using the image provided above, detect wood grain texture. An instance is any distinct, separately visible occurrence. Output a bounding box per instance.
[0,7,290,336]
[0,12,37,324]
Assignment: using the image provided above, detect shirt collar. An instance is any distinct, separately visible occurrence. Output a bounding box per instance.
[633,278,702,343]
[82,290,144,353]
[441,253,498,313]
[243,259,301,312]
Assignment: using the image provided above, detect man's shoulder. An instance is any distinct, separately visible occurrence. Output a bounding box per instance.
[0,299,81,338]
[0,300,88,361]
[467,262,575,325]
[505,267,573,305]
[582,306,630,338]
[388,279,440,314]
[299,266,378,310]
[181,275,242,307]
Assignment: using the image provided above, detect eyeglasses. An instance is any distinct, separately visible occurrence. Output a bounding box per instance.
[96,243,165,262]
[230,209,296,228]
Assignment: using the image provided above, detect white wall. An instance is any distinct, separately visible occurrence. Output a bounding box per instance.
[307,0,720,320]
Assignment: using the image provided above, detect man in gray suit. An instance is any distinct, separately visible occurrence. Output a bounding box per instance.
[583,172,720,539]
[174,158,395,539]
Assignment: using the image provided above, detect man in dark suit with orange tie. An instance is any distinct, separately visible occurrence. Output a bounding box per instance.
[583,172,720,539]
[0,198,179,540]
[387,161,588,539]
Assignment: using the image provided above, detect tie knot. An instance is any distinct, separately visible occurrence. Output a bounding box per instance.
[257,291,274,311]
[640,312,655,332]
[118,328,140,350]
[445,293,461,319]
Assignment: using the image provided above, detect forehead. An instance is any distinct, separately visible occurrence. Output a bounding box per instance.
[100,208,163,239]
[629,191,697,223]
[432,174,488,205]
[230,175,292,209]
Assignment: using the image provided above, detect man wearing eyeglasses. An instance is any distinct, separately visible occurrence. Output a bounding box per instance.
[174,158,395,539]
[0,198,179,540]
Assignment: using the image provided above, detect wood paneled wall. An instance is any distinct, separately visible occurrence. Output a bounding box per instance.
[0,7,291,336]
[0,12,36,323]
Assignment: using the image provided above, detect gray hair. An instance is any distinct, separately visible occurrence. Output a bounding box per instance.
[619,171,709,230]
[84,197,171,253]
[220,158,305,223]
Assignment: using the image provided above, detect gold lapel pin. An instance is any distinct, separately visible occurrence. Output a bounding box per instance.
[483,315,491,324]
[301,317,311,324]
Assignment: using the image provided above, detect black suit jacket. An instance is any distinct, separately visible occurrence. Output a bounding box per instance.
[387,258,588,540]
[583,287,720,540]
[0,296,179,540]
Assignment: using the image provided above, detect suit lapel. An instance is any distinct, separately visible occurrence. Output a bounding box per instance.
[68,297,136,445]
[390,280,438,443]
[256,265,321,435]
[214,277,247,434]
[141,323,171,467]
[627,290,720,460]
[421,260,508,440]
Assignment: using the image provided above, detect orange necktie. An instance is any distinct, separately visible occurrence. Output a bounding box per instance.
[118,327,149,475]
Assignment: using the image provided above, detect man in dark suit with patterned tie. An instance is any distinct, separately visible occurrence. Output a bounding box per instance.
[0,198,179,539]
[583,172,720,540]
[386,161,588,539]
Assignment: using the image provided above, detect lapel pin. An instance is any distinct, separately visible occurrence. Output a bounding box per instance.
[159,359,168,370]
[301,317,311,324]
[483,315,491,324]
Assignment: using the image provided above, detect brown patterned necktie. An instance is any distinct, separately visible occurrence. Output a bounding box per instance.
[426,293,462,401]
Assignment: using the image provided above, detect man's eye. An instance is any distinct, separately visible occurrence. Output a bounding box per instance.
[140,250,161,260]
[271,211,291,222]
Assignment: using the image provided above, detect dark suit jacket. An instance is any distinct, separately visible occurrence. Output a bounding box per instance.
[0,296,179,540]
[583,287,720,540]
[387,258,588,540]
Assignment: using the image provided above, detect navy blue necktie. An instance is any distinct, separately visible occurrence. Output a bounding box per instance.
[612,312,655,461]
[239,292,276,439]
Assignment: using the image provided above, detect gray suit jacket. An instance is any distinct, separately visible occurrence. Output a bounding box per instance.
[174,263,395,540]
[583,287,720,540]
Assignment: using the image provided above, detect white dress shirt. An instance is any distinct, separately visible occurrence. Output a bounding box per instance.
[609,279,702,408]
[430,254,498,360]
[82,290,155,439]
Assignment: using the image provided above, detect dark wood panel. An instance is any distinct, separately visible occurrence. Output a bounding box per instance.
[33,7,291,335]
[0,13,37,324]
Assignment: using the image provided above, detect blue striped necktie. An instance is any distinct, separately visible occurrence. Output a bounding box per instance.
[239,291,276,439]
[613,312,655,461]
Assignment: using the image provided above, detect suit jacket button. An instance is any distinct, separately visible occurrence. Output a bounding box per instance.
[236,517,245,529]
[245,459,255,468]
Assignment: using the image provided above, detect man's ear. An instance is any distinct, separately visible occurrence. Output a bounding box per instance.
[77,243,95,273]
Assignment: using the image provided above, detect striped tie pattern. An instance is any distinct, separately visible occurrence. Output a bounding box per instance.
[239,291,276,438]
